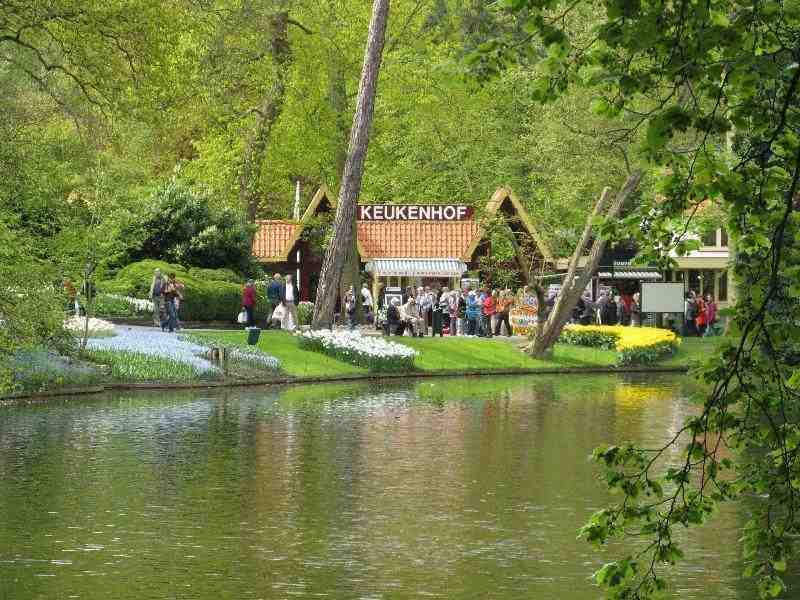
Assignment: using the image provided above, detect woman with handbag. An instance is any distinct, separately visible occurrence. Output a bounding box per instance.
[241,280,257,327]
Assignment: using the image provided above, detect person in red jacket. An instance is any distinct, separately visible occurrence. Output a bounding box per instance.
[241,280,257,327]
[481,289,497,338]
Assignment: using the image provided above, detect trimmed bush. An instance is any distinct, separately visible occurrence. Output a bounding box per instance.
[97,259,259,323]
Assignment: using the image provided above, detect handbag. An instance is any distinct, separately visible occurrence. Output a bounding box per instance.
[237,309,247,324]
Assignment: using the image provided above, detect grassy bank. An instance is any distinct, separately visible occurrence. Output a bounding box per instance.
[191,329,719,376]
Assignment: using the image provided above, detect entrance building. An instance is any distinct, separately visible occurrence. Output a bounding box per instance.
[252,186,555,303]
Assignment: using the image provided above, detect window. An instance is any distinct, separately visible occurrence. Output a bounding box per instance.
[701,270,716,296]
[701,229,717,247]
[720,227,728,247]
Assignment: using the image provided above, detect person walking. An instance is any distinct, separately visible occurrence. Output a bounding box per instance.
[465,291,480,336]
[386,297,402,335]
[241,279,257,327]
[281,274,298,331]
[148,269,164,327]
[704,293,718,336]
[482,290,497,338]
[456,289,467,335]
[684,291,698,336]
[63,277,78,316]
[695,292,708,336]
[438,287,451,334]
[266,274,283,329]
[162,272,182,333]
[630,292,642,326]
[361,283,374,324]
[344,286,358,330]
[494,290,513,336]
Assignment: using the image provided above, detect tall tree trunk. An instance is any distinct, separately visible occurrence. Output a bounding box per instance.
[239,10,292,222]
[527,172,642,357]
[312,0,390,329]
[327,41,363,324]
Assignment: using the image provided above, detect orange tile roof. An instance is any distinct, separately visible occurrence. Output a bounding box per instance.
[356,220,480,260]
[252,220,302,261]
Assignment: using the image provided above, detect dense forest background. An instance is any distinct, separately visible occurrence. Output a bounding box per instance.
[1,0,635,279]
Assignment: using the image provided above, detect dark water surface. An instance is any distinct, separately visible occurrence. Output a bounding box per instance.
[0,375,751,599]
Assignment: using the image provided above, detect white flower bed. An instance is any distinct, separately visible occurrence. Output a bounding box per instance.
[64,316,117,338]
[227,346,281,371]
[106,293,154,313]
[298,329,417,372]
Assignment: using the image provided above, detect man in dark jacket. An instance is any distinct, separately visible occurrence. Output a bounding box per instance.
[266,274,283,328]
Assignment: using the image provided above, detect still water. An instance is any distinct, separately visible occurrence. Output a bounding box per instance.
[0,375,751,599]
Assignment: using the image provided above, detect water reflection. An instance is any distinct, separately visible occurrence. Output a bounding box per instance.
[0,375,750,598]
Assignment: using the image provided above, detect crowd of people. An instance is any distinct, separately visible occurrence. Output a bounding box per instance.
[683,290,718,337]
[379,285,517,337]
[145,266,718,338]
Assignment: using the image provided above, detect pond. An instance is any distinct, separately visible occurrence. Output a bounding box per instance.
[0,375,755,599]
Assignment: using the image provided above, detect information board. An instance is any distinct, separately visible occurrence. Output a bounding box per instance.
[641,282,685,313]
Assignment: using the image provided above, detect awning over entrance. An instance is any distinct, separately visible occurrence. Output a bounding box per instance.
[365,258,468,277]
[597,268,662,280]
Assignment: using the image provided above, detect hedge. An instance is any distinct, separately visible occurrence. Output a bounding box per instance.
[97,260,268,323]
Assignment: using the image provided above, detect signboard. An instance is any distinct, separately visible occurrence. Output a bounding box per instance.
[641,282,685,313]
[510,305,538,336]
[358,204,473,221]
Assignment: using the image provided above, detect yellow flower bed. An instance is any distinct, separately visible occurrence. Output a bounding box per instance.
[561,325,680,365]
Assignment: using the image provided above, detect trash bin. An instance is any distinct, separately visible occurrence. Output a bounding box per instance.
[246,327,261,345]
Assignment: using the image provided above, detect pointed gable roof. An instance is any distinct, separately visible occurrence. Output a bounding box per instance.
[464,186,554,262]
[252,185,554,264]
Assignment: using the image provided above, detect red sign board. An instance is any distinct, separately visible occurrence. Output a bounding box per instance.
[357,204,473,221]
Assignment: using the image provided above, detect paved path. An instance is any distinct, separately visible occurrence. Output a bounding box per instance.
[87,325,217,372]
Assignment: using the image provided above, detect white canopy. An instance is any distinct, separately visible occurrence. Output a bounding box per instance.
[365,258,468,278]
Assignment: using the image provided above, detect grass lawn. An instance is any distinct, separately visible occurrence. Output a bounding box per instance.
[190,330,366,378]
[398,337,618,370]
[659,335,726,367]
[190,329,724,381]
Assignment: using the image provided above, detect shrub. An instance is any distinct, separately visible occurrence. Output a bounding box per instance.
[97,259,256,322]
[297,301,314,326]
[122,178,257,273]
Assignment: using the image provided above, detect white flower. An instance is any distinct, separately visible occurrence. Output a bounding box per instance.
[105,293,154,313]
[64,316,116,338]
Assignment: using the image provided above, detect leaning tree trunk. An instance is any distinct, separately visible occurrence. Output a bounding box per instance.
[527,172,643,357]
[312,0,390,329]
[239,10,292,222]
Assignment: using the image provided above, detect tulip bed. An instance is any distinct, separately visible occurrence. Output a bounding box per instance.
[559,325,680,365]
[64,316,117,338]
[298,330,417,373]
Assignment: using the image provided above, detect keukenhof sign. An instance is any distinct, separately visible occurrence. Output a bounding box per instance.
[510,305,538,336]
[357,204,473,221]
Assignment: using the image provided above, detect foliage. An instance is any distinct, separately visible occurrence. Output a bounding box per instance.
[0,220,70,393]
[480,0,800,596]
[123,178,256,273]
[297,301,314,326]
[7,348,103,394]
[298,330,417,373]
[93,294,153,318]
[98,259,269,323]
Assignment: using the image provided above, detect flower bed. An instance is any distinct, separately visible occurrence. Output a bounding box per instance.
[298,330,417,372]
[64,316,117,338]
[225,346,281,371]
[94,293,153,318]
[560,325,679,365]
[86,349,219,381]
